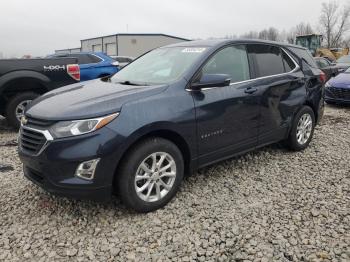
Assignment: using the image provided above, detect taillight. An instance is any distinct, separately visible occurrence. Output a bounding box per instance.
[67,64,80,81]
[319,72,326,84]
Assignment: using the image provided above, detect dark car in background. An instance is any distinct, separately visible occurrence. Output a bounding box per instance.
[315,57,339,80]
[49,52,119,81]
[0,57,79,128]
[18,39,324,212]
[325,67,350,105]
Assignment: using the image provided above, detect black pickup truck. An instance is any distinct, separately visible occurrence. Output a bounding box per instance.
[0,58,80,128]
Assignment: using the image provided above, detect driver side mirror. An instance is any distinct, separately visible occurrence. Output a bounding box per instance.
[191,74,231,91]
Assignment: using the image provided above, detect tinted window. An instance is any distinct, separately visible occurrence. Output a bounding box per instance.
[88,54,102,63]
[316,58,329,68]
[67,54,102,64]
[67,54,91,64]
[289,47,318,68]
[248,45,284,77]
[202,45,250,83]
[282,51,296,72]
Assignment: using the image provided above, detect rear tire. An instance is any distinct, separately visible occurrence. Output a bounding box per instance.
[5,92,39,129]
[286,106,315,151]
[117,137,184,213]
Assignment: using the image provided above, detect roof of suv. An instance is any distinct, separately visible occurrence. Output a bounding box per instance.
[165,39,307,50]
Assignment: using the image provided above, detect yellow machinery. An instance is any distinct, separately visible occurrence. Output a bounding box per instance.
[295,34,349,62]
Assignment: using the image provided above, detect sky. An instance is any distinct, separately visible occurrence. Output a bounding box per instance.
[0,0,349,57]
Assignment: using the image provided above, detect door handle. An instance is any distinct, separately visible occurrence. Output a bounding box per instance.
[244,87,258,94]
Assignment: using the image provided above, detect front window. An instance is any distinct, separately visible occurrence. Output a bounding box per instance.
[201,45,250,83]
[337,56,350,63]
[111,47,206,85]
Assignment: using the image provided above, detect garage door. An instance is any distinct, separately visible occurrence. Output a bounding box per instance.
[92,44,102,52]
[105,43,117,56]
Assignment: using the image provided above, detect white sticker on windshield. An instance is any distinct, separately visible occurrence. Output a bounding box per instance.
[182,48,206,53]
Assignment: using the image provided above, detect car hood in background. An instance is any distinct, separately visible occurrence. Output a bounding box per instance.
[26,80,168,120]
[328,73,350,89]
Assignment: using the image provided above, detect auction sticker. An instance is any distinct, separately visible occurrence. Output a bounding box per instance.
[182,48,206,53]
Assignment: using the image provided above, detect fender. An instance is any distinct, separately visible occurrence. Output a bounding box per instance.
[0,70,50,94]
[108,121,197,180]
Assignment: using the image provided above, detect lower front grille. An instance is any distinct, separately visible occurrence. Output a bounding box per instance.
[20,127,47,155]
[329,87,350,100]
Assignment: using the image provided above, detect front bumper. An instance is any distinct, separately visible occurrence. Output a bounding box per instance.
[325,86,350,104]
[18,126,124,202]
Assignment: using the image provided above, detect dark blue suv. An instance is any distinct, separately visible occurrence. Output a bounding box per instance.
[19,40,325,212]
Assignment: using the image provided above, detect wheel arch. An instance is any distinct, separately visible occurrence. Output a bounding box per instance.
[0,72,50,100]
[112,128,194,191]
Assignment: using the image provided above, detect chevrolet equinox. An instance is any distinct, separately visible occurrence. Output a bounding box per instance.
[18,40,325,212]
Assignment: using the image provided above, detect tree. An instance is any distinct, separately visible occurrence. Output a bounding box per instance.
[257,27,279,41]
[241,31,259,39]
[295,22,314,36]
[319,1,350,48]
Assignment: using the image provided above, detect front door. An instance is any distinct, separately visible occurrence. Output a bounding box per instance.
[191,45,260,166]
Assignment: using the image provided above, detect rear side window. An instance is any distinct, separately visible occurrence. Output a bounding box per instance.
[247,45,285,77]
[68,54,101,64]
[88,54,102,63]
[202,45,250,83]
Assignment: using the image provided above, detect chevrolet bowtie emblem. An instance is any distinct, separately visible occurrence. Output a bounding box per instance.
[21,116,28,125]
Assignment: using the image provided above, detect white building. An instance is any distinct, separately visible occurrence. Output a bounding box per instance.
[56,33,189,57]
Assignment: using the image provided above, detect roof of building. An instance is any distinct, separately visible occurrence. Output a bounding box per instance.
[80,33,189,42]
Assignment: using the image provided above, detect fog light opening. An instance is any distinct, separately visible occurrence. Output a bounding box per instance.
[75,159,100,180]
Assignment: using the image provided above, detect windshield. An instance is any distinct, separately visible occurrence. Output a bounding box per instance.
[337,56,350,63]
[111,47,206,85]
[346,67,350,73]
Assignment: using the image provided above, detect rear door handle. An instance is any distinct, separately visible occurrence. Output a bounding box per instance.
[244,87,258,94]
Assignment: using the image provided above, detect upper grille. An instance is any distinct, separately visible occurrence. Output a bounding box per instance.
[20,127,47,155]
[329,87,350,100]
[26,116,55,128]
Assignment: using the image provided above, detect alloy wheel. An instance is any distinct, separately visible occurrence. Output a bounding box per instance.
[15,100,32,122]
[134,152,177,202]
[296,113,313,145]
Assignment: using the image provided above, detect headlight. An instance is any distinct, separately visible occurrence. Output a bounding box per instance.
[325,82,332,88]
[50,113,119,138]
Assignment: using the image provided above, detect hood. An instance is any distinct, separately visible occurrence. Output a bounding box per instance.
[26,79,168,120]
[328,73,350,89]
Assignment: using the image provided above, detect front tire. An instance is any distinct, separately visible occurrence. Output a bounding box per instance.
[286,106,315,151]
[5,92,39,129]
[117,137,184,213]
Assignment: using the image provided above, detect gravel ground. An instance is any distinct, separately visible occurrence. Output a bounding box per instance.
[0,106,349,262]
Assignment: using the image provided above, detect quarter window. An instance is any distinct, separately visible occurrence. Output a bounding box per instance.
[202,45,250,83]
[248,45,285,77]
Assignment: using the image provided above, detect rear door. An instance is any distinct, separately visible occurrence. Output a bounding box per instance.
[246,44,305,146]
[192,45,260,166]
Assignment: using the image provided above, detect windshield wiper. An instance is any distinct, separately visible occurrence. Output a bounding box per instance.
[117,80,148,86]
